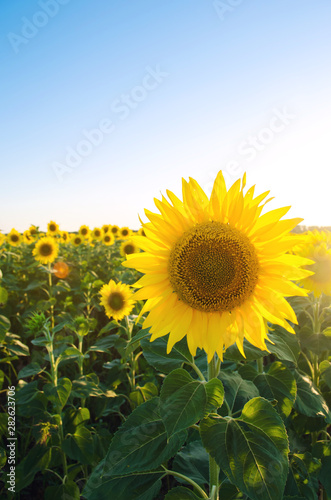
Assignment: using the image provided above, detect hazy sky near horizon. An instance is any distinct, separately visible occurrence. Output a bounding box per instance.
[1,0,331,233]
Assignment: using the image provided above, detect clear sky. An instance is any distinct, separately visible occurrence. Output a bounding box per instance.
[1,0,331,233]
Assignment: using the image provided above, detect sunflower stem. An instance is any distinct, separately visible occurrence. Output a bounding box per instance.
[257,357,264,374]
[161,467,209,499]
[48,262,55,330]
[208,354,220,500]
[190,362,206,382]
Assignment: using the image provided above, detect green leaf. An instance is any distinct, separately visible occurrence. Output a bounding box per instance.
[224,338,267,361]
[165,486,203,499]
[63,407,90,434]
[0,315,10,338]
[172,440,209,486]
[141,335,193,373]
[160,368,207,437]
[62,426,95,465]
[294,371,331,423]
[321,365,331,390]
[129,382,158,406]
[88,335,126,353]
[200,397,289,500]
[98,320,121,335]
[217,370,259,415]
[17,362,43,379]
[126,327,152,354]
[87,398,186,482]
[44,377,72,410]
[16,381,40,405]
[253,361,297,419]
[16,445,51,492]
[285,453,320,500]
[0,447,6,469]
[312,441,331,495]
[0,287,8,306]
[266,327,300,364]
[83,469,164,500]
[204,377,224,414]
[6,337,29,356]
[45,480,80,500]
[299,327,331,354]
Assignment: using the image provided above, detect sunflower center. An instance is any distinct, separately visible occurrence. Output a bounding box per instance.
[11,235,19,242]
[124,244,134,254]
[49,224,56,232]
[74,238,81,244]
[168,221,259,313]
[111,227,118,234]
[40,243,52,256]
[95,230,101,237]
[108,292,124,311]
[104,236,110,242]
[308,256,331,284]
[122,229,128,236]
[81,228,88,235]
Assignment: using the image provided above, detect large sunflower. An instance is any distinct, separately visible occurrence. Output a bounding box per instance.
[7,229,22,246]
[293,230,331,296]
[99,280,135,321]
[123,171,313,361]
[33,236,59,264]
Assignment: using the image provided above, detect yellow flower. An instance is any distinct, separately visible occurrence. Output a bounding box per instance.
[99,280,135,321]
[110,225,120,237]
[7,229,22,246]
[293,230,331,297]
[29,225,39,239]
[102,233,114,246]
[92,227,103,240]
[102,224,111,234]
[60,231,69,243]
[119,227,132,239]
[120,240,139,257]
[70,234,84,247]
[33,236,59,264]
[137,228,146,237]
[47,221,60,236]
[23,230,34,245]
[123,171,313,362]
[79,225,90,238]
[0,233,6,246]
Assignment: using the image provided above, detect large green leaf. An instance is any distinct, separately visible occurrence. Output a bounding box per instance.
[266,327,300,364]
[217,370,259,415]
[294,371,331,423]
[253,362,297,419]
[204,377,224,415]
[16,445,51,492]
[160,368,207,437]
[83,470,164,500]
[87,397,186,486]
[172,440,209,486]
[224,338,267,361]
[0,287,8,306]
[63,407,90,434]
[45,480,80,500]
[129,382,158,406]
[62,426,95,465]
[200,397,289,500]
[141,335,193,373]
[44,377,72,410]
[285,453,320,500]
[312,441,331,496]
[165,487,203,499]
[17,362,44,379]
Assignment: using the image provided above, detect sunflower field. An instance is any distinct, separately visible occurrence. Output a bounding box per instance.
[1,172,331,500]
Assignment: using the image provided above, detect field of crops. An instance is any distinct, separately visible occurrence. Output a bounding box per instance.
[1,211,331,499]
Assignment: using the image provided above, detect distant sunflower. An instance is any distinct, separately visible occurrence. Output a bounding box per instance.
[33,236,58,264]
[23,230,34,245]
[79,225,90,238]
[61,231,69,243]
[120,240,139,257]
[92,227,103,240]
[137,228,146,237]
[29,225,39,239]
[102,224,111,234]
[7,229,22,246]
[71,234,83,247]
[293,230,331,296]
[0,233,6,247]
[110,225,120,237]
[99,280,135,321]
[47,221,59,236]
[123,171,313,362]
[102,233,114,246]
[119,227,132,239]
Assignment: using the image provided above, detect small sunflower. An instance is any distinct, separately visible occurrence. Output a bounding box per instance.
[137,228,146,237]
[33,236,59,264]
[23,230,34,245]
[119,227,132,239]
[0,233,5,247]
[70,234,84,247]
[110,225,120,237]
[99,280,135,321]
[293,230,331,296]
[92,227,103,240]
[79,225,90,238]
[102,224,111,234]
[120,240,139,257]
[123,171,313,362]
[61,231,69,243]
[29,225,39,239]
[102,233,115,246]
[7,229,22,246]
[47,221,60,236]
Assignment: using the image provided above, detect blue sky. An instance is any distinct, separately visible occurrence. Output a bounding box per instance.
[1,0,331,233]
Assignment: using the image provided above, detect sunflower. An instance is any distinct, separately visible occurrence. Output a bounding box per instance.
[29,225,39,238]
[293,230,331,296]
[0,233,5,247]
[33,236,59,264]
[60,231,69,243]
[23,230,34,245]
[120,240,139,257]
[102,224,111,234]
[110,225,120,237]
[92,227,103,240]
[79,225,90,238]
[102,233,115,246]
[137,228,146,237]
[47,221,60,236]
[123,171,313,362]
[119,226,132,239]
[99,280,135,321]
[7,229,22,246]
[70,234,84,247]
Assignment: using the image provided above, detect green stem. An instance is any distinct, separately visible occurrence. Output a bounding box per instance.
[48,263,55,330]
[162,467,208,499]
[312,298,321,446]
[208,355,220,500]
[257,357,264,374]
[189,362,206,382]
